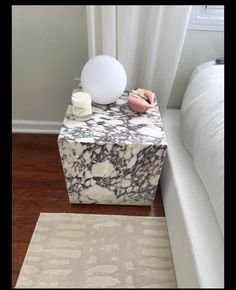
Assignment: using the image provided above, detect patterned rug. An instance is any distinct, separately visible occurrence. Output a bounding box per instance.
[15,213,177,288]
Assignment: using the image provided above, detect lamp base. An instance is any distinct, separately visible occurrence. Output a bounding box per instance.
[92,101,115,108]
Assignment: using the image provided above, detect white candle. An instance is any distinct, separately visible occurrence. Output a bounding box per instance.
[71,91,92,117]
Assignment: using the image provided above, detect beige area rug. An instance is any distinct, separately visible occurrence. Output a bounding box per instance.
[15,213,177,288]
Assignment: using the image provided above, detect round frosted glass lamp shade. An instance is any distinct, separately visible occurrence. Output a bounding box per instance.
[81,55,127,105]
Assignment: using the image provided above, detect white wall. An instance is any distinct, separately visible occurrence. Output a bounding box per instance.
[12,5,88,122]
[12,6,224,123]
[168,29,224,109]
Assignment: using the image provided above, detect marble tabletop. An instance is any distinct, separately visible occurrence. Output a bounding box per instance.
[58,92,167,146]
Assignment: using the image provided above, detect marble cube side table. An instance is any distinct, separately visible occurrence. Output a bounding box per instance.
[57,92,167,205]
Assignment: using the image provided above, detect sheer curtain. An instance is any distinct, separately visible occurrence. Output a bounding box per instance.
[86,5,191,115]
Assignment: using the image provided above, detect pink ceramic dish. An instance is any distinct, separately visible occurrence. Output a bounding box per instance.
[128,89,155,113]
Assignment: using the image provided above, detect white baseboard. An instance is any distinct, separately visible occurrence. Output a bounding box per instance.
[12,120,62,134]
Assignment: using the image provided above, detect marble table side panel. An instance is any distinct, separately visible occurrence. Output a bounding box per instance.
[58,139,167,205]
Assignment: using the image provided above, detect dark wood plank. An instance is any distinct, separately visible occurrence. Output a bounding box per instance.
[12,133,165,287]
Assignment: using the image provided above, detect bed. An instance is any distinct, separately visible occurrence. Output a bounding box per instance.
[160,60,224,288]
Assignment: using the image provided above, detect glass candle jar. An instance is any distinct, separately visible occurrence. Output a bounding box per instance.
[71,89,92,120]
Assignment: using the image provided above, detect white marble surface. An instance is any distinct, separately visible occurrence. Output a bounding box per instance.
[58,93,167,205]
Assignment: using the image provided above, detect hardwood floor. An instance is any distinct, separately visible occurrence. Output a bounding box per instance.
[12,133,165,287]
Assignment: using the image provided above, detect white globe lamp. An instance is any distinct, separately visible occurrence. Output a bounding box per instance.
[81,55,127,105]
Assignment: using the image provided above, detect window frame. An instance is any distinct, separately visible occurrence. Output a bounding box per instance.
[188,5,224,32]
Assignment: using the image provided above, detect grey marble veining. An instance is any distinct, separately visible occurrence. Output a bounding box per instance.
[58,93,167,205]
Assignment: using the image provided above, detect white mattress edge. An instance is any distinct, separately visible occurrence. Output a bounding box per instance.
[162,109,224,287]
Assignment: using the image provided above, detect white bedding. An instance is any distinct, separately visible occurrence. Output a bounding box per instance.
[180,61,224,236]
[161,109,224,287]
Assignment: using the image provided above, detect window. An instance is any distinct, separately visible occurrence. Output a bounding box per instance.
[188,5,224,31]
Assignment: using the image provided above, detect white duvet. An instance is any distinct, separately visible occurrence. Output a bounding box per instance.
[180,61,224,237]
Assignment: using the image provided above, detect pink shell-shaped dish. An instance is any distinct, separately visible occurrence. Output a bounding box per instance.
[128,89,155,113]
